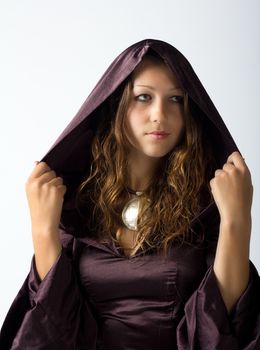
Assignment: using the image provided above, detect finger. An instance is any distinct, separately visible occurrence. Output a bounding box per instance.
[57,184,67,195]
[29,161,52,179]
[226,151,245,169]
[214,169,222,177]
[47,177,64,186]
[222,163,235,172]
[38,170,57,184]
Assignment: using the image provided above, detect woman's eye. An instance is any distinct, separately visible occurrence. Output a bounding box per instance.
[134,94,184,104]
[170,96,184,104]
[135,94,151,102]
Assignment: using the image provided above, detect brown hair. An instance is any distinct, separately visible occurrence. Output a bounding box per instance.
[75,54,216,258]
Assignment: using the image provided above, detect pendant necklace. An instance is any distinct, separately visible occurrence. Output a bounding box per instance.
[122,187,144,231]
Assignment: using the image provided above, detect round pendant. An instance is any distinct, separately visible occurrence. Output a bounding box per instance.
[122,197,141,231]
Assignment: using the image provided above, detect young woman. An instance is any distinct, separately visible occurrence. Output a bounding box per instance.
[1,38,259,349]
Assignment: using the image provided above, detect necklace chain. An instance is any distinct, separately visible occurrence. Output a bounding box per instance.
[126,186,143,196]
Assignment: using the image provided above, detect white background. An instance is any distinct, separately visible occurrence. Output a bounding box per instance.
[0,0,259,327]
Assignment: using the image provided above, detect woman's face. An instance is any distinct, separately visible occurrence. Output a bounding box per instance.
[125,59,185,160]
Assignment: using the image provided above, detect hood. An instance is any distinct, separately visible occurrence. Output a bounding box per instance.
[39,38,239,237]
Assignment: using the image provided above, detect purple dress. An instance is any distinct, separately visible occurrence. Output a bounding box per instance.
[1,221,259,349]
[0,38,259,349]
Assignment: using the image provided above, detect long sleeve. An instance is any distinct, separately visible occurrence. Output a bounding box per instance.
[176,260,260,349]
[176,208,260,349]
[0,230,98,350]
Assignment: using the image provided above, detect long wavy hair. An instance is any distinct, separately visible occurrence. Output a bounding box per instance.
[75,54,216,258]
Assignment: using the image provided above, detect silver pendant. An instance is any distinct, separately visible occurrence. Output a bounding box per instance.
[122,195,142,231]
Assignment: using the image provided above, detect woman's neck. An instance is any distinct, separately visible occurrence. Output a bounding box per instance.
[127,152,162,191]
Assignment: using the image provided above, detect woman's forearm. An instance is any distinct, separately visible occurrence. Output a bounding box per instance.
[213,217,251,314]
[32,230,62,282]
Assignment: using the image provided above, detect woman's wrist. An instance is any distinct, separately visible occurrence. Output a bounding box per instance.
[219,214,251,235]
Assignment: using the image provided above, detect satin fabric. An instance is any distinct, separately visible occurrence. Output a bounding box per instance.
[1,229,260,349]
[1,206,259,349]
[0,38,260,349]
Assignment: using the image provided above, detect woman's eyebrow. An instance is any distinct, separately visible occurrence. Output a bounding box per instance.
[134,84,183,91]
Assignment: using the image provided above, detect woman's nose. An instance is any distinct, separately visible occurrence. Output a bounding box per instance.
[150,100,168,122]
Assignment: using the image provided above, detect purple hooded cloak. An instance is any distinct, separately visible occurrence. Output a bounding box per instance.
[0,38,259,349]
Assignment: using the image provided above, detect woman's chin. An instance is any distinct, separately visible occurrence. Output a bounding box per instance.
[143,150,172,159]
[143,146,175,159]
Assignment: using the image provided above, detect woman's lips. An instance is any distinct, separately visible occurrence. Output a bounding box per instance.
[146,132,170,140]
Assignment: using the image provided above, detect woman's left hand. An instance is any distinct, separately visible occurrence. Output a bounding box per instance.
[209,151,253,226]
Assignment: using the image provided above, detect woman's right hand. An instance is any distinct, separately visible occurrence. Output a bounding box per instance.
[25,161,67,281]
[25,161,67,235]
